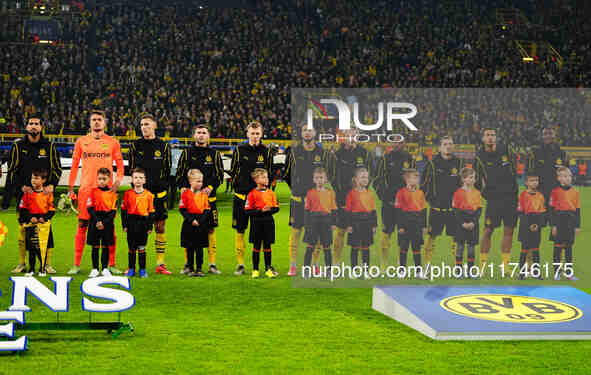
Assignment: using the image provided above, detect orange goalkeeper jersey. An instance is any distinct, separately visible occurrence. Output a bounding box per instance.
[69,134,124,189]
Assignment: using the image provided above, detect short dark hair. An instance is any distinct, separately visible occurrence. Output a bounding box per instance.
[130,167,146,176]
[481,127,496,136]
[140,113,157,123]
[32,169,48,179]
[193,124,210,134]
[97,167,111,177]
[28,114,43,124]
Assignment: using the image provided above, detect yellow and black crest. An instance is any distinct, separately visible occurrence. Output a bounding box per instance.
[257,154,264,162]
[451,168,458,175]
[357,157,364,164]
[314,155,321,162]
[403,161,410,169]
[155,150,161,157]
[39,149,46,156]
[205,155,213,162]
[556,158,563,165]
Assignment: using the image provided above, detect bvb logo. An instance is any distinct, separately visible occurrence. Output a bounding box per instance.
[403,161,409,169]
[39,149,46,156]
[314,155,321,162]
[155,150,161,157]
[557,159,563,165]
[257,154,264,162]
[206,155,212,163]
[441,294,582,323]
[451,168,458,175]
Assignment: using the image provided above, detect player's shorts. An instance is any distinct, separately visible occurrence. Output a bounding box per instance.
[484,195,518,229]
[303,215,333,246]
[77,187,93,221]
[428,208,456,237]
[126,218,151,250]
[153,191,169,221]
[209,199,219,228]
[87,222,115,246]
[454,221,480,246]
[549,212,577,246]
[381,204,397,234]
[347,216,375,248]
[518,223,542,249]
[249,216,275,246]
[397,226,424,251]
[289,196,305,229]
[232,194,249,232]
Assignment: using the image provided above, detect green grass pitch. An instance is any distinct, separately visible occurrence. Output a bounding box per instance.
[0,183,590,374]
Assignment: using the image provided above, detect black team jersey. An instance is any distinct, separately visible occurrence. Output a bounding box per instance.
[421,153,464,209]
[176,145,224,199]
[283,143,332,198]
[474,143,518,199]
[373,148,414,204]
[230,143,272,196]
[529,142,569,199]
[129,137,171,194]
[331,144,372,207]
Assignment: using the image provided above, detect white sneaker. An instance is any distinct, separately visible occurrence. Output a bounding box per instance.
[101,268,112,277]
[24,272,35,277]
[38,272,47,277]
[89,269,100,278]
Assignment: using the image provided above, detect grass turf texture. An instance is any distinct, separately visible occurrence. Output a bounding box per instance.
[0,182,589,374]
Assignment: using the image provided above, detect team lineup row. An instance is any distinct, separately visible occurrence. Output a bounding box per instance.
[4,111,582,280]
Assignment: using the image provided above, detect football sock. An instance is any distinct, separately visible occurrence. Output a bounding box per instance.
[381,233,391,267]
[18,225,26,264]
[467,244,475,270]
[480,251,488,271]
[138,247,146,270]
[108,231,117,267]
[252,248,260,271]
[263,248,272,270]
[235,232,245,265]
[155,232,166,265]
[519,249,528,273]
[74,226,87,266]
[207,231,216,264]
[412,250,421,267]
[565,246,573,264]
[91,247,100,269]
[350,248,359,267]
[361,249,370,268]
[196,247,204,271]
[289,228,301,264]
[323,246,332,268]
[101,246,109,271]
[128,249,136,270]
[304,246,313,267]
[456,242,465,266]
[187,248,195,271]
[399,249,408,267]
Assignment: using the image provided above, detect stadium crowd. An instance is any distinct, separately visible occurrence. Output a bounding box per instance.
[0,0,590,145]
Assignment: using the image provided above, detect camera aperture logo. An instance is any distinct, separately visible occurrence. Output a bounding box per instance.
[306,98,418,143]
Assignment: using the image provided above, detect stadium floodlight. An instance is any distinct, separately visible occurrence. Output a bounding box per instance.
[522,57,534,62]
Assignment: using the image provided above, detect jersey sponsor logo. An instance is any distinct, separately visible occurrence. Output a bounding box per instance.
[102,143,108,150]
[83,152,112,159]
[440,294,582,323]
